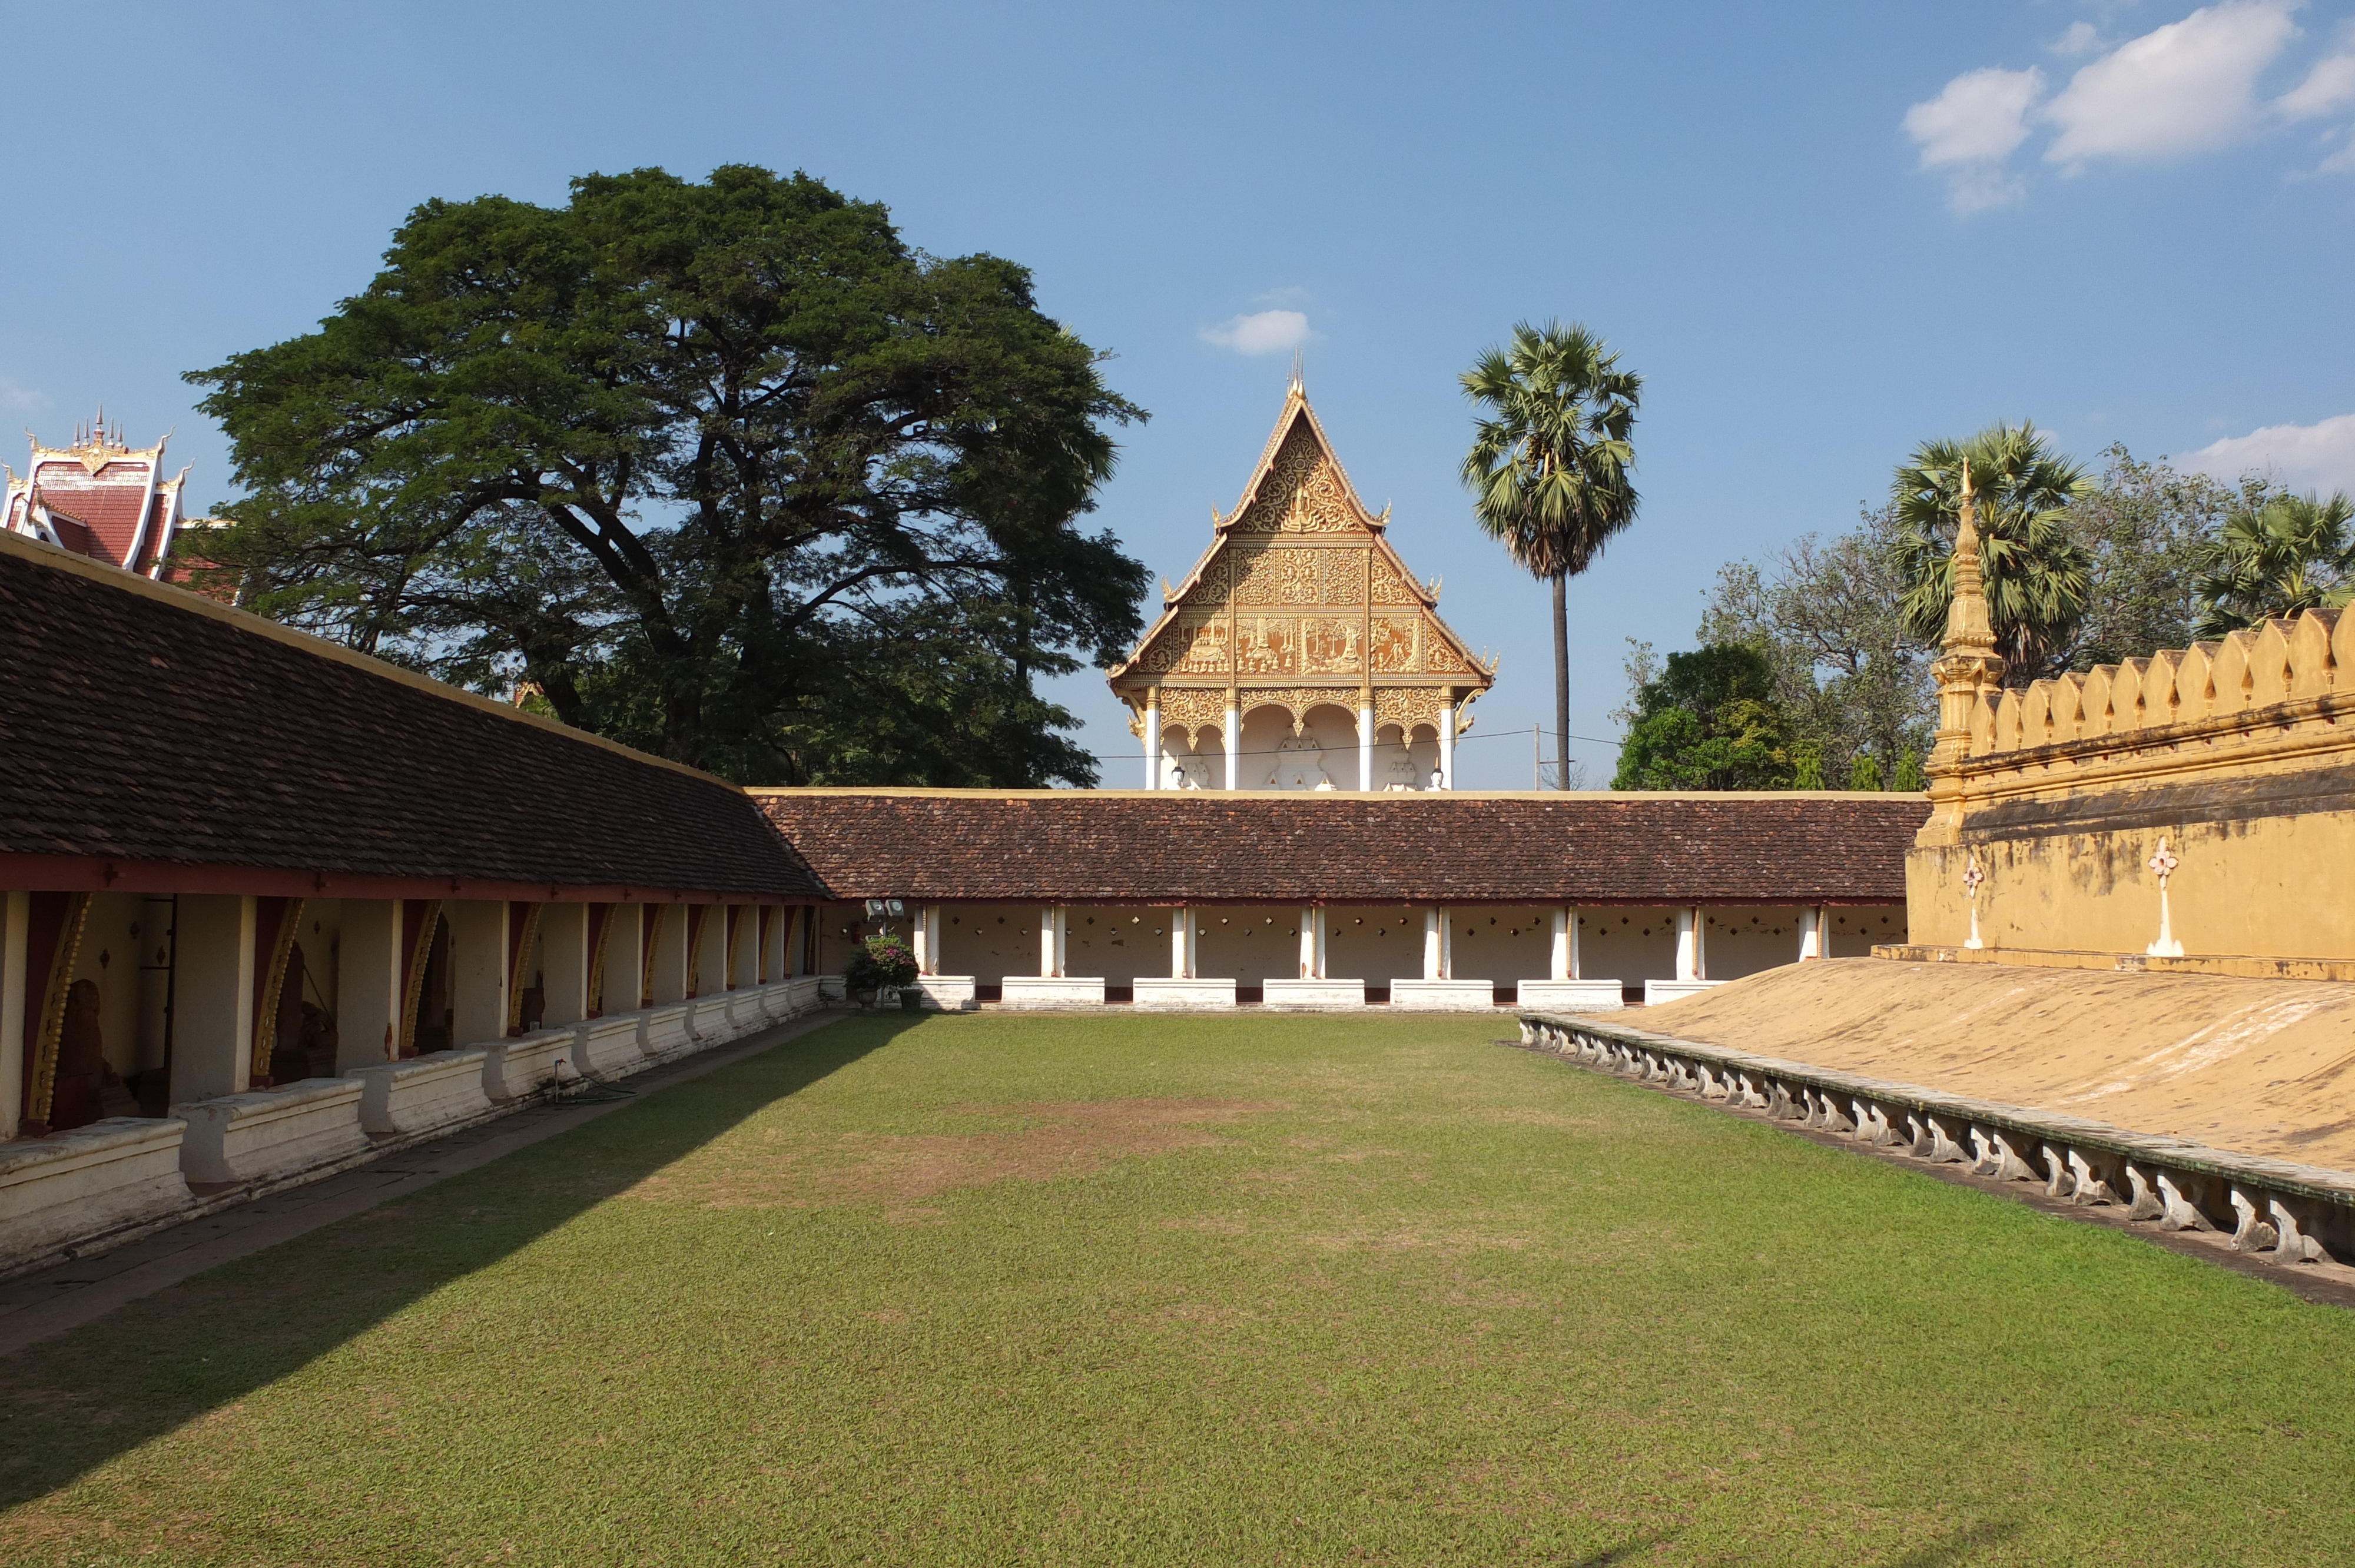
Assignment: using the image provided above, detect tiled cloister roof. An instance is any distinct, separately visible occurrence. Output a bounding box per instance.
[0,531,825,901]
[754,788,1924,905]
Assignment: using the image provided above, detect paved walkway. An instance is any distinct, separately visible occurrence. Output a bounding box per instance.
[0,1011,844,1358]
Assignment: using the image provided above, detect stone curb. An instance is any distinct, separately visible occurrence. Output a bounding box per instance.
[1518,1009,2355,1270]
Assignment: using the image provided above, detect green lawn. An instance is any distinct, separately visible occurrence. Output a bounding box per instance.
[4,1011,2352,1566]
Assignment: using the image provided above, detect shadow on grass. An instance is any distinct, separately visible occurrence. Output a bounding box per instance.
[1568,1533,1670,1565]
[1878,1519,2023,1567]
[0,1012,914,1514]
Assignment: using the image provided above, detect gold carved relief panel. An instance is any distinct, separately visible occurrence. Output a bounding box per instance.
[1230,428,1364,535]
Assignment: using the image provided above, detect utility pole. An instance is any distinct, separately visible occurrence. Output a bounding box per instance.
[1533,725,1542,790]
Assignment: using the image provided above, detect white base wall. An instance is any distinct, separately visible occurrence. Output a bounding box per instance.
[572,1015,648,1076]
[1644,979,1726,1006]
[641,1002,695,1059]
[1389,979,1497,1010]
[1000,976,1108,1007]
[910,976,977,1010]
[173,1079,368,1185]
[1133,978,1238,1009]
[1263,978,1366,1008]
[1517,979,1626,1012]
[0,1119,193,1271]
[478,1030,577,1102]
[347,1050,492,1138]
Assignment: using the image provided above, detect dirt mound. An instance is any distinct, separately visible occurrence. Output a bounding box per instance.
[1636,959,2355,1170]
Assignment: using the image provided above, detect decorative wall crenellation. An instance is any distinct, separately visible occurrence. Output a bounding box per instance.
[1962,610,2350,767]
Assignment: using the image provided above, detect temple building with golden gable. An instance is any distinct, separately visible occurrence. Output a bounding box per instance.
[2,414,204,578]
[1106,377,1497,790]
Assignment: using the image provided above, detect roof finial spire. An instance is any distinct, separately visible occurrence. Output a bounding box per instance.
[1288,350,1303,396]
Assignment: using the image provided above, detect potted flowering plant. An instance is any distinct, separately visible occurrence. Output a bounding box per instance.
[843,934,921,1009]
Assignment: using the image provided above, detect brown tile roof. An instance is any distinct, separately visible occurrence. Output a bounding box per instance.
[0,531,825,900]
[755,788,1924,905]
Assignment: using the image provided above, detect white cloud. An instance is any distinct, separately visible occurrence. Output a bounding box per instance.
[2052,21,2106,58]
[1200,308,1312,356]
[1906,66,2047,167]
[2276,51,2355,118]
[0,377,44,413]
[2045,1,2301,166]
[1903,66,2045,210]
[2188,412,2355,496]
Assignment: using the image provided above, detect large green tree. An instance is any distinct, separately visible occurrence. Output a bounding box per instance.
[186,165,1147,785]
[2193,489,2355,638]
[1611,644,1795,791]
[1890,421,2095,685]
[1460,321,1640,789]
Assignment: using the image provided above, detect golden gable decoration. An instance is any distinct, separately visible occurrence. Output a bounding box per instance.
[1107,377,1497,785]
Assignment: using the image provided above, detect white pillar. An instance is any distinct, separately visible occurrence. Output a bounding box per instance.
[335,899,402,1071]
[916,904,941,975]
[541,903,589,1026]
[1550,906,1573,981]
[1438,696,1456,790]
[446,900,510,1047]
[1799,906,1826,962]
[1297,906,1314,979]
[606,904,645,1011]
[1675,907,1706,982]
[1224,705,1241,790]
[1170,906,1191,979]
[648,905,689,1005]
[1145,696,1159,789]
[0,892,28,1140]
[1422,907,1442,980]
[1358,702,1374,792]
[694,907,729,998]
[171,893,256,1104]
[1041,906,1068,978]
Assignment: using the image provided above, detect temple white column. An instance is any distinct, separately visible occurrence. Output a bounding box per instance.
[446,900,510,1045]
[1674,907,1706,982]
[540,902,590,1026]
[0,892,29,1140]
[1170,906,1195,978]
[608,904,646,1009]
[1550,906,1575,981]
[1298,906,1326,979]
[1799,905,1826,962]
[1224,705,1240,790]
[334,898,402,1071]
[1144,694,1159,789]
[1422,906,1454,979]
[1039,905,1068,978]
[916,904,941,975]
[648,906,689,1005]
[1358,702,1374,792]
[1438,695,1456,790]
[170,893,256,1104]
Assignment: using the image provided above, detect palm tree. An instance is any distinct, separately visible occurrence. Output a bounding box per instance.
[2193,490,2355,639]
[1891,421,2095,683]
[1460,321,1641,789]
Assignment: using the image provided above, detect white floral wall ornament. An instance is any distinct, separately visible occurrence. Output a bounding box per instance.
[1962,856,1986,950]
[2145,838,2185,959]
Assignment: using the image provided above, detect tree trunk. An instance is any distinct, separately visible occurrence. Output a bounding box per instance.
[1551,572,1570,789]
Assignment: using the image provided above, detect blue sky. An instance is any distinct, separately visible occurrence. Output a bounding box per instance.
[6,1,2353,787]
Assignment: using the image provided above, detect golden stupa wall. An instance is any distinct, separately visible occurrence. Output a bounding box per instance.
[1900,597,2355,978]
